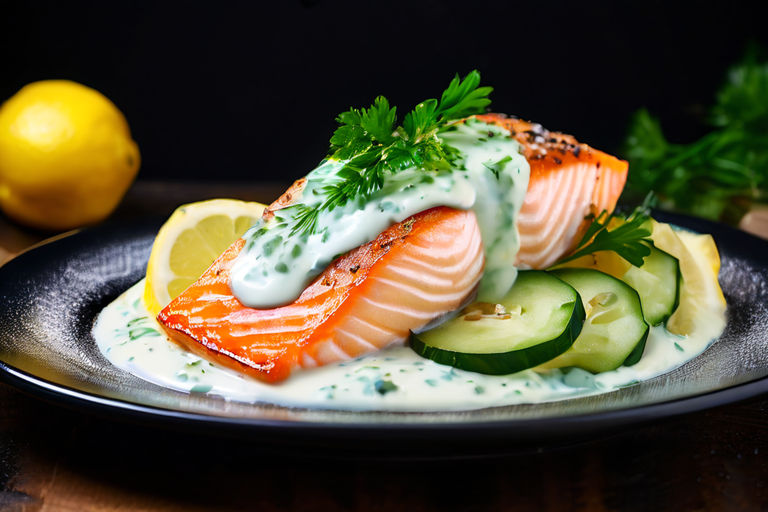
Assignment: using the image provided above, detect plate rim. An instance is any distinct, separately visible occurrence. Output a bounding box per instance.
[0,210,767,440]
[1,358,767,438]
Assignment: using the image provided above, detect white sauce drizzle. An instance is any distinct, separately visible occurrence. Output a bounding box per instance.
[93,277,725,412]
[229,119,530,308]
[91,116,727,412]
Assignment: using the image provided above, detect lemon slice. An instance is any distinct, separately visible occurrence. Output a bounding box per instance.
[143,199,266,317]
[649,220,726,335]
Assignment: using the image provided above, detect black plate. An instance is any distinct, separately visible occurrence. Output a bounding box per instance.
[0,212,767,453]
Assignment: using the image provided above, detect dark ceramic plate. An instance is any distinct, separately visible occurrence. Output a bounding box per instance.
[0,212,766,453]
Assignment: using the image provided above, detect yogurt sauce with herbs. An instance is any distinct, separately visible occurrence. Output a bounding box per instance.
[93,278,726,411]
[230,119,530,308]
[92,116,727,411]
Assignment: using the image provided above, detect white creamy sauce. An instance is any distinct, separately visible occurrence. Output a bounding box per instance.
[93,279,725,412]
[229,119,530,308]
[92,117,727,411]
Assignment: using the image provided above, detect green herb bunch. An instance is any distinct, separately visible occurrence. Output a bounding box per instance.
[555,194,655,268]
[292,71,492,235]
[624,52,768,222]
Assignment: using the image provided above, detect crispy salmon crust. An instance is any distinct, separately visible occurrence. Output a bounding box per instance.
[159,207,484,383]
[476,114,628,268]
[158,114,628,382]
[268,115,628,268]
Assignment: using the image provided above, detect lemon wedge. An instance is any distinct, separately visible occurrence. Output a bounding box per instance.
[558,217,725,336]
[649,220,726,336]
[144,199,266,317]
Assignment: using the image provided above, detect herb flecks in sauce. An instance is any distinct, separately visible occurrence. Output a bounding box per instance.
[95,280,725,412]
[230,118,530,308]
[227,71,533,308]
[296,70,493,236]
[374,379,398,395]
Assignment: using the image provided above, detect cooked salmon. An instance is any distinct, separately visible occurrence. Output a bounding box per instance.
[158,115,627,382]
[159,207,484,383]
[476,114,628,268]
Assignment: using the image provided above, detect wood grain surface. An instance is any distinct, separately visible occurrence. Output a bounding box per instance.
[0,181,766,511]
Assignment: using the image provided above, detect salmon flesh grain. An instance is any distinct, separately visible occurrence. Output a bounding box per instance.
[158,115,628,382]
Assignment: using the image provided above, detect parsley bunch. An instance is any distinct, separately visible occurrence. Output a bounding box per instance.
[292,71,492,235]
[623,51,768,222]
[555,195,655,268]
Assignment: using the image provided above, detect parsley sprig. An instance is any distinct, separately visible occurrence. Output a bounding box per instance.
[291,71,492,235]
[624,50,768,223]
[555,196,655,267]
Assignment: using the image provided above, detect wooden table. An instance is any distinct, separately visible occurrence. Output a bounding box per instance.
[0,181,767,511]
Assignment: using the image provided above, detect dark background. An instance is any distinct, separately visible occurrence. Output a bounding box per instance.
[1,1,766,184]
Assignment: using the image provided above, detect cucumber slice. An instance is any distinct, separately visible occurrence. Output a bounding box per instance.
[555,244,681,326]
[409,271,585,375]
[621,245,680,325]
[543,269,649,372]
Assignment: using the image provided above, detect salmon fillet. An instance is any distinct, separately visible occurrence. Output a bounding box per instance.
[158,115,627,382]
[476,114,628,268]
[159,207,484,383]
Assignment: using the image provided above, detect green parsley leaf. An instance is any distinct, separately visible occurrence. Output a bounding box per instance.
[292,71,492,235]
[290,204,320,237]
[402,98,439,141]
[555,203,653,268]
[623,50,768,223]
[360,96,397,145]
[483,155,513,180]
[437,71,493,121]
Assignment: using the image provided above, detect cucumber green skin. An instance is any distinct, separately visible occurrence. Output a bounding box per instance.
[671,269,683,324]
[635,244,682,326]
[659,246,681,325]
[621,326,650,366]
[409,299,585,376]
[549,268,649,372]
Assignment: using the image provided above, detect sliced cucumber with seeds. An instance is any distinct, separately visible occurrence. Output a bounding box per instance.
[409,271,584,375]
[542,269,649,372]
[622,245,680,325]
[555,244,680,326]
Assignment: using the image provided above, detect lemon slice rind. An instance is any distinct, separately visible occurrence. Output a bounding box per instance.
[143,199,266,317]
[649,220,726,336]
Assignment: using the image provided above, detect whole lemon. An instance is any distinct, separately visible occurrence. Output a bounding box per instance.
[0,80,140,230]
